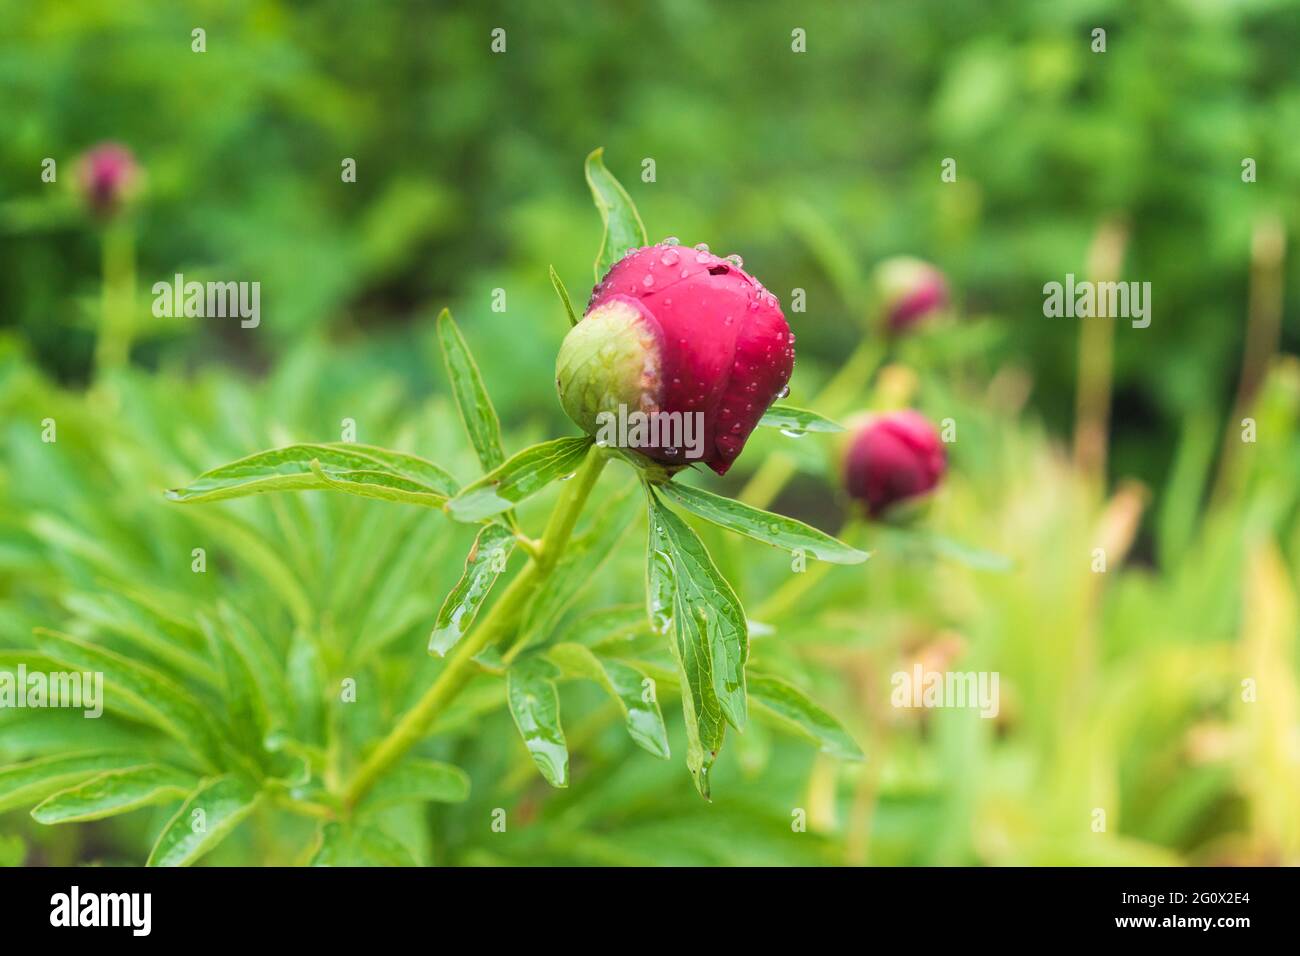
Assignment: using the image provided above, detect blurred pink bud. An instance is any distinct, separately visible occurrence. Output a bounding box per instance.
[843,410,946,517]
[873,257,949,334]
[77,142,139,218]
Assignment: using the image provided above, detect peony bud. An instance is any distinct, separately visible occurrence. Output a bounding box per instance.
[843,410,946,517]
[873,256,948,334]
[77,142,140,219]
[556,242,794,475]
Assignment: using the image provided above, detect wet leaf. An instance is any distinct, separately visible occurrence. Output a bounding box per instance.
[646,492,730,798]
[548,642,670,759]
[0,752,143,814]
[166,443,452,506]
[32,764,195,824]
[446,436,592,523]
[748,673,864,760]
[506,657,568,788]
[436,308,505,473]
[429,522,516,656]
[146,775,261,867]
[585,147,648,281]
[757,404,845,435]
[655,480,869,565]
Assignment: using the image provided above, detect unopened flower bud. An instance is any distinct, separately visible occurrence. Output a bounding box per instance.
[873,256,948,334]
[77,142,140,219]
[557,242,794,475]
[843,410,946,517]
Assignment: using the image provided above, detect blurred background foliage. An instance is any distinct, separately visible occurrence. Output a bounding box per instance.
[1,0,1298,865]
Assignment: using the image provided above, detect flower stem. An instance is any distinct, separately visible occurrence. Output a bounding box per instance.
[342,443,609,810]
[95,221,135,378]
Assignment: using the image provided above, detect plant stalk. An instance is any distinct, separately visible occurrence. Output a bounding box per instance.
[342,444,609,810]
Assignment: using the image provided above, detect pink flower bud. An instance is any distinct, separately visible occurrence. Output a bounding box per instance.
[843,410,946,517]
[556,242,794,475]
[873,257,948,334]
[77,142,139,218]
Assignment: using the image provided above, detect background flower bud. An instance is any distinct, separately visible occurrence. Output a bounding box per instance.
[76,142,140,219]
[843,410,946,517]
[872,256,948,334]
[557,241,794,475]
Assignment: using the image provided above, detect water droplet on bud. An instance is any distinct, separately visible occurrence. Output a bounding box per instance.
[777,384,791,399]
[642,274,655,288]
[662,236,680,246]
[660,249,680,267]
[726,254,743,268]
[694,242,710,252]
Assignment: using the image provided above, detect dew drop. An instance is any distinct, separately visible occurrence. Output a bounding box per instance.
[662,236,680,246]
[726,254,744,268]
[694,242,710,252]
[777,384,791,399]
[643,274,655,288]
[660,249,680,267]
[695,251,711,264]
[723,315,734,326]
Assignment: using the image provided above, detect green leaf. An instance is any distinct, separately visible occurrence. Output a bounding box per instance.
[32,764,195,824]
[311,821,417,866]
[585,147,648,282]
[33,629,227,770]
[655,480,869,565]
[357,759,470,815]
[548,643,670,759]
[147,775,261,867]
[0,752,143,813]
[338,444,459,496]
[748,673,864,760]
[549,265,579,327]
[757,404,845,435]
[200,603,292,749]
[61,592,217,687]
[506,657,568,788]
[436,308,505,473]
[166,443,451,506]
[646,492,730,798]
[446,436,592,523]
[649,490,748,730]
[428,522,516,656]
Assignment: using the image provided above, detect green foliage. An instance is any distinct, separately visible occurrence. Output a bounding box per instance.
[2,4,1298,864]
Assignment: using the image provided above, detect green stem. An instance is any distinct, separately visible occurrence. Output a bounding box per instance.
[342,444,609,810]
[95,222,135,377]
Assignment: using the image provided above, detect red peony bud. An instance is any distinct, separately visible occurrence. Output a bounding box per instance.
[873,257,949,334]
[556,241,794,475]
[843,410,946,517]
[77,142,140,219]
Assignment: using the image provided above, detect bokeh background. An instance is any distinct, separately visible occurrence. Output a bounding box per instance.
[1,0,1298,865]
